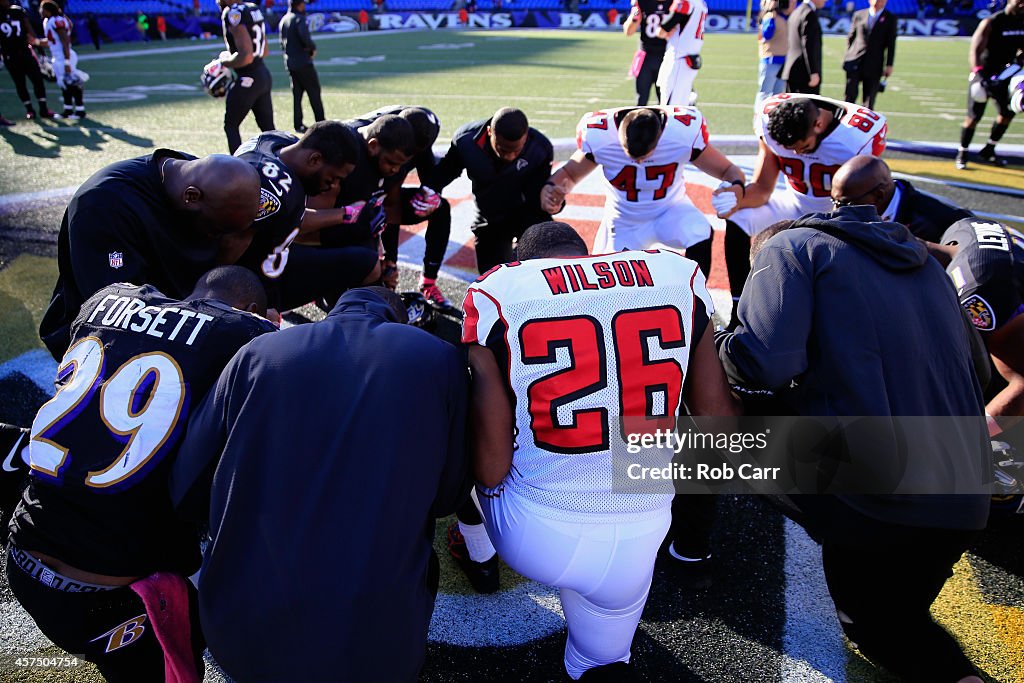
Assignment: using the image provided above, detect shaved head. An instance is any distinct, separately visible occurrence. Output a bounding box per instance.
[831,155,894,214]
[189,265,268,316]
[180,155,261,237]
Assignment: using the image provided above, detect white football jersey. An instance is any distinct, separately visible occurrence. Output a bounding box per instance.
[664,0,708,59]
[43,15,72,55]
[462,249,714,521]
[577,106,709,225]
[758,93,888,214]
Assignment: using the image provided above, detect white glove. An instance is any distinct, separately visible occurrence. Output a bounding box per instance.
[218,50,232,63]
[410,186,441,217]
[204,58,225,77]
[711,181,739,216]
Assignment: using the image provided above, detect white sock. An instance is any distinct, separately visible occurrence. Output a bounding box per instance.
[459,521,496,562]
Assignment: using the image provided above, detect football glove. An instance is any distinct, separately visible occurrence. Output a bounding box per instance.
[410,186,442,217]
[711,181,739,216]
[201,59,230,98]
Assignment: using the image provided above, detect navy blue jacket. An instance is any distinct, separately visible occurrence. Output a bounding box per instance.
[171,288,470,682]
[718,206,990,531]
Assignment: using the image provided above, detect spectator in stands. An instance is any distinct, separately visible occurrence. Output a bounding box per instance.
[136,11,149,42]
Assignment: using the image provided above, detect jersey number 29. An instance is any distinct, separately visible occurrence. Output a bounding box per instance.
[30,337,187,490]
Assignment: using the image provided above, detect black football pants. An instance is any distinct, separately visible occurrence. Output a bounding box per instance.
[224,64,275,154]
[844,71,881,110]
[636,49,664,106]
[3,50,48,109]
[5,553,205,683]
[472,209,552,274]
[380,187,452,279]
[288,63,324,131]
[785,496,980,682]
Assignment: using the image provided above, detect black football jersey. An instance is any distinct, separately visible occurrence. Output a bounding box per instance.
[332,123,383,207]
[11,283,276,577]
[234,132,307,280]
[980,10,1024,75]
[634,0,670,53]
[222,2,266,74]
[942,218,1024,333]
[347,105,442,189]
[0,4,30,57]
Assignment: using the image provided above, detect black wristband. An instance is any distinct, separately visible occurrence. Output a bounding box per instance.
[730,179,745,197]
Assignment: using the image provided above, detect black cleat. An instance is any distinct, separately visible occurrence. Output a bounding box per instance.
[447,523,500,594]
[955,150,968,170]
[978,145,1008,167]
[0,115,14,127]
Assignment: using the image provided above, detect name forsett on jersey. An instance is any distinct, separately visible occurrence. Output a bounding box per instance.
[84,292,217,346]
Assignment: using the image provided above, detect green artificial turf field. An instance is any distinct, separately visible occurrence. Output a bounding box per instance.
[1,27,1023,683]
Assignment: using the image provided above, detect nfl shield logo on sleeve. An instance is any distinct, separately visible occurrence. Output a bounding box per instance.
[109,252,124,269]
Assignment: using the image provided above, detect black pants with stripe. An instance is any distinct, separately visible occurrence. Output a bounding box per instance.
[5,553,205,683]
[224,63,275,154]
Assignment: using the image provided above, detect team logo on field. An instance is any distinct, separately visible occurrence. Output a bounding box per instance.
[108,252,124,269]
[257,187,281,220]
[962,294,995,331]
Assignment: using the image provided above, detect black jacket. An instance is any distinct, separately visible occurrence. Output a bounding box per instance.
[843,7,898,77]
[718,206,989,531]
[279,8,315,70]
[893,179,973,243]
[431,118,553,224]
[170,288,470,682]
[782,1,822,85]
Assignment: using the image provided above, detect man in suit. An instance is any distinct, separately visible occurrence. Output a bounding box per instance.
[782,0,825,94]
[830,156,973,242]
[843,0,898,109]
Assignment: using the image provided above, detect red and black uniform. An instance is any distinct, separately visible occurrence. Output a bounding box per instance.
[0,2,49,117]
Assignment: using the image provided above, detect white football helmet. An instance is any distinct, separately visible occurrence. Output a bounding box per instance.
[1011,74,1024,114]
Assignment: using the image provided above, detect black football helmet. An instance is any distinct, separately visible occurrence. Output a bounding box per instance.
[201,59,230,98]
